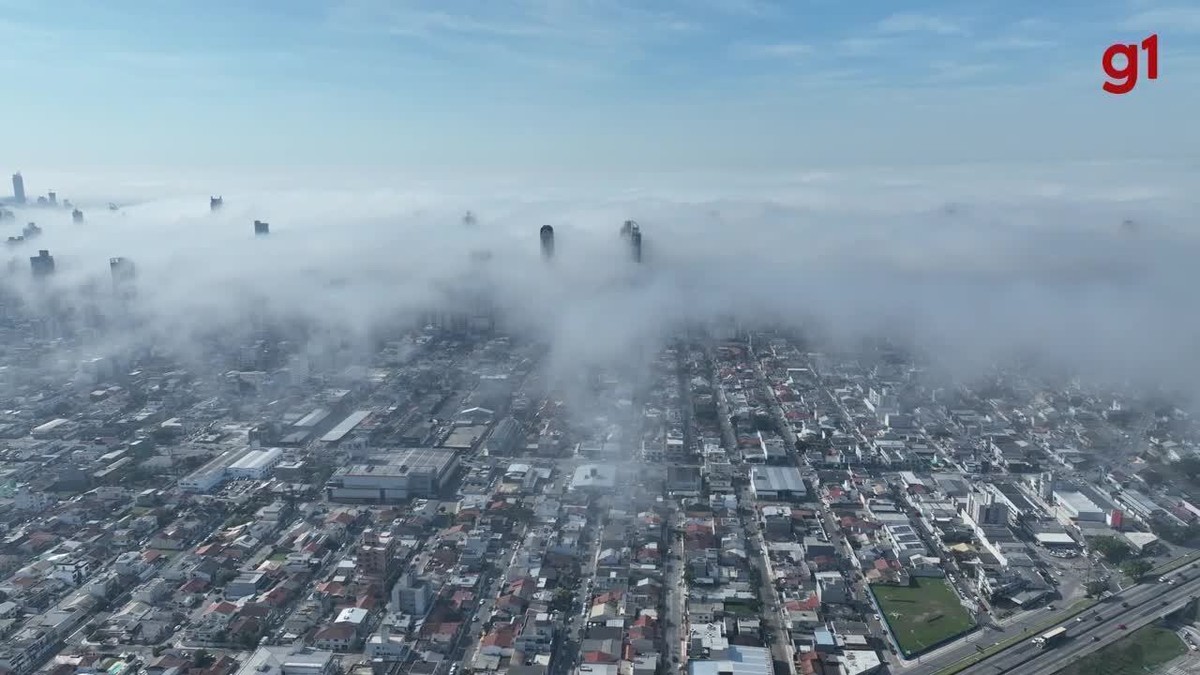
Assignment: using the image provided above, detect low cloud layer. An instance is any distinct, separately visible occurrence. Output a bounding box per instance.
[3,161,1198,395]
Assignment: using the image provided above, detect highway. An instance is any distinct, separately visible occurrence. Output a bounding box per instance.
[954,571,1200,675]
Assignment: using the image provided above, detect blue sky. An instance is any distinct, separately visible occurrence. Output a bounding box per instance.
[1,0,1198,171]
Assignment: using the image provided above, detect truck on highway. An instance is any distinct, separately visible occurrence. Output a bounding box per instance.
[1032,626,1069,649]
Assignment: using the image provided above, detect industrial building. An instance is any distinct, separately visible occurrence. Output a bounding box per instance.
[325,448,459,503]
[749,465,808,502]
[1053,490,1105,521]
[321,410,372,444]
[227,447,285,480]
[484,417,522,456]
[180,446,285,492]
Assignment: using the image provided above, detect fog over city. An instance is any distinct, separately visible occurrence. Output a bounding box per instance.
[4,160,1199,395]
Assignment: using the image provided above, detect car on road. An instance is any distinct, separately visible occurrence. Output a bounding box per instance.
[1119,624,1128,630]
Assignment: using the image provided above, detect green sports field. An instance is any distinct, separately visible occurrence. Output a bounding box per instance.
[871,578,977,656]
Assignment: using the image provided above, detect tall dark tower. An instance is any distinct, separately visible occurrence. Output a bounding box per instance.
[622,220,642,263]
[30,250,54,277]
[210,196,223,211]
[72,208,83,223]
[11,173,25,204]
[463,211,477,226]
[540,225,555,260]
[254,220,270,235]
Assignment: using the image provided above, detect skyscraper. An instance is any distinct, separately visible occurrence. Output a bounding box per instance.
[11,173,25,204]
[110,257,137,301]
[621,220,642,263]
[210,196,223,211]
[254,220,270,235]
[72,208,83,223]
[110,257,135,285]
[540,225,555,260]
[30,250,54,277]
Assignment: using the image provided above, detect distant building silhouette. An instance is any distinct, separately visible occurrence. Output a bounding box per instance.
[463,211,477,226]
[540,225,555,260]
[110,257,135,284]
[23,222,41,238]
[30,250,54,277]
[210,196,223,211]
[622,220,642,263]
[254,220,269,235]
[11,173,24,204]
[48,191,57,206]
[72,208,83,223]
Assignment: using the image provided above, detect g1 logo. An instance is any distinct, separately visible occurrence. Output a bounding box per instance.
[1103,34,1158,95]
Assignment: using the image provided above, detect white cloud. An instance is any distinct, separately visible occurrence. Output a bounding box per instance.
[875,12,967,36]
[975,36,1057,51]
[835,37,895,57]
[926,61,1001,83]
[7,162,1200,396]
[735,42,813,59]
[1124,7,1200,34]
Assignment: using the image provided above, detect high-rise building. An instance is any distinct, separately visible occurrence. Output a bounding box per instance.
[110,257,135,286]
[72,208,83,223]
[30,250,55,277]
[47,191,56,206]
[254,220,269,235]
[621,220,642,263]
[210,196,223,211]
[539,225,554,260]
[967,489,1009,526]
[11,173,25,204]
[463,211,476,226]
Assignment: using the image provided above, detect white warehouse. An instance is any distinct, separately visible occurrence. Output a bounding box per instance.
[179,446,285,492]
[227,447,284,480]
[1054,490,1105,522]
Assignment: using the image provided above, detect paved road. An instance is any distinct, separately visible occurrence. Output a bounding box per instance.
[955,572,1200,675]
[740,489,795,675]
[665,528,688,670]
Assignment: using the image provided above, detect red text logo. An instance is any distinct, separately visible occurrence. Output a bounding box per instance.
[1103,34,1158,95]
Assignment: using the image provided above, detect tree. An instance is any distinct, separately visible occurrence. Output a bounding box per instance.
[1121,559,1153,582]
[1177,457,1200,483]
[1084,579,1109,597]
[193,651,215,668]
[1088,535,1132,564]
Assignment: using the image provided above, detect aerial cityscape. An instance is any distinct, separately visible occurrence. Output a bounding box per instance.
[0,2,1198,675]
[0,159,1198,675]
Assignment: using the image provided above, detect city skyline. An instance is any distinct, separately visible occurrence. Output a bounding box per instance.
[0,0,1197,170]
